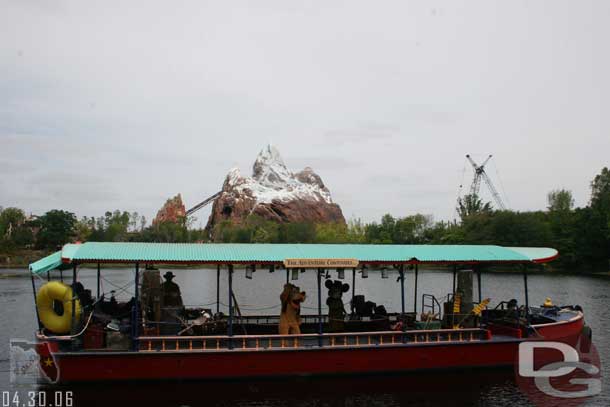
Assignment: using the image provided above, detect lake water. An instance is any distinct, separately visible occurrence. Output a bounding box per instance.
[1,267,608,406]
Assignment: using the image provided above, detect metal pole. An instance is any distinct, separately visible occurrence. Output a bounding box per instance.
[31,274,42,330]
[132,262,140,351]
[523,266,530,330]
[97,263,101,299]
[216,264,220,315]
[286,268,289,284]
[452,265,457,297]
[477,267,482,303]
[317,268,323,347]
[351,267,356,313]
[400,265,407,340]
[60,269,63,282]
[413,264,419,314]
[71,264,77,334]
[228,264,234,348]
[400,265,405,315]
[46,271,50,282]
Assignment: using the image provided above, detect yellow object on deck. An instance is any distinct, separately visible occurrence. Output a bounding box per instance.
[472,298,491,316]
[453,293,462,314]
[452,293,462,329]
[36,281,82,334]
[543,297,553,307]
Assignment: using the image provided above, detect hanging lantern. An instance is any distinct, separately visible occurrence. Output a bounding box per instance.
[337,268,345,280]
[245,264,255,279]
[381,268,389,279]
[292,269,299,280]
[269,264,275,273]
[361,266,368,279]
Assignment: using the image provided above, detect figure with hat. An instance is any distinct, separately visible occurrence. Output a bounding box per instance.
[161,271,183,308]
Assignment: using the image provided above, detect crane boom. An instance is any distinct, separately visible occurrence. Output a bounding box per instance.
[481,172,506,210]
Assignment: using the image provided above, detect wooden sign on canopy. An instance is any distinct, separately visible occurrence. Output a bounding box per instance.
[283,258,359,268]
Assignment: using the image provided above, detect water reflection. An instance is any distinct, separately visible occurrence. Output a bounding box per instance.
[39,369,522,407]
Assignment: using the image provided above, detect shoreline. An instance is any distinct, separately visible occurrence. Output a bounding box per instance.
[2,264,608,278]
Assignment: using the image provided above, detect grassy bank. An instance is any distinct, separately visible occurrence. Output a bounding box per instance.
[0,249,51,269]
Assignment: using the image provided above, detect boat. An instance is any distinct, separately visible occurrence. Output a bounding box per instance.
[28,242,588,383]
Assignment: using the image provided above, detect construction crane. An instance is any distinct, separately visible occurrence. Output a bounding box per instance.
[464,154,507,210]
[186,191,222,217]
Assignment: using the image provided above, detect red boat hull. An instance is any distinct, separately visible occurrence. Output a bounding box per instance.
[37,314,584,383]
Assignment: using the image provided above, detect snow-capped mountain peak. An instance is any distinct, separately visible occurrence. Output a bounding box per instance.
[207,145,346,234]
[223,144,332,204]
[252,144,293,188]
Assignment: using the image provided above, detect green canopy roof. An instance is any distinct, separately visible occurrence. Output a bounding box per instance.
[29,242,558,275]
[29,251,73,275]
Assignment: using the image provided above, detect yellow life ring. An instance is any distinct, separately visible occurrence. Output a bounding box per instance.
[36,281,82,334]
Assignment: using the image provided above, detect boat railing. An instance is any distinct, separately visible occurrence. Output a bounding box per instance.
[232,314,402,325]
[421,294,442,317]
[137,328,489,352]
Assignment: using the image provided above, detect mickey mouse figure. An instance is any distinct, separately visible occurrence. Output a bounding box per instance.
[325,280,350,332]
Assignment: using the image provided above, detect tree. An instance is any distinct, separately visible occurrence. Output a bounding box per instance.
[393,214,433,243]
[590,167,610,213]
[74,217,93,242]
[457,194,492,221]
[546,190,577,268]
[37,210,77,249]
[0,207,26,239]
[586,167,610,265]
[279,222,316,243]
[345,219,366,243]
[547,189,574,212]
[315,222,349,243]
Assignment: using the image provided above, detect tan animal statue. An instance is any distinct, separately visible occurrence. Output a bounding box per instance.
[279,283,306,335]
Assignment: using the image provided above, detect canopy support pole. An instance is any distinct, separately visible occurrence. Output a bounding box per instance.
[477,266,482,304]
[60,269,63,282]
[399,265,405,315]
[216,264,220,315]
[413,264,419,314]
[96,263,101,299]
[399,265,406,340]
[452,265,457,298]
[523,265,530,333]
[317,268,323,347]
[228,264,234,349]
[46,271,50,282]
[31,274,42,331]
[286,268,289,284]
[71,264,77,336]
[351,267,356,314]
[132,262,139,351]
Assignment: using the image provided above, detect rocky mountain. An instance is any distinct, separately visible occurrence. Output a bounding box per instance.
[206,145,345,235]
[153,194,186,225]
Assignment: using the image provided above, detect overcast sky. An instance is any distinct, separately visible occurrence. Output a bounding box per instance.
[1,1,608,226]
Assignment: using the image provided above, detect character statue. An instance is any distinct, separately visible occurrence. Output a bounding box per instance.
[161,271,183,307]
[279,283,306,335]
[325,280,350,332]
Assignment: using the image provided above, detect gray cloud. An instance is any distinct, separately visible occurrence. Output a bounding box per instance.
[1,1,609,223]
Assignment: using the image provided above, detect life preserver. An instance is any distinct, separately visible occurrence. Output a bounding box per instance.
[36,282,82,334]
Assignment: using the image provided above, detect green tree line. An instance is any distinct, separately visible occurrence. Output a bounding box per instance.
[2,167,609,272]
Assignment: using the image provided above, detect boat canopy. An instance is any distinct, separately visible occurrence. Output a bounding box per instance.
[29,242,558,275]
